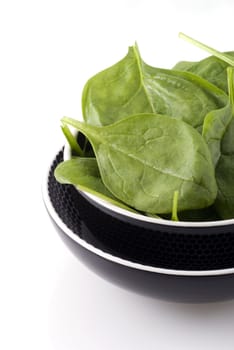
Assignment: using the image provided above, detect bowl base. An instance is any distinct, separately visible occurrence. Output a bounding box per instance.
[44,150,234,303]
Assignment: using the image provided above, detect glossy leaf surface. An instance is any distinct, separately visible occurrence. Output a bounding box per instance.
[54,157,138,213]
[62,114,217,214]
[213,68,234,219]
[82,44,232,166]
[215,118,234,219]
[174,52,234,93]
[82,44,229,130]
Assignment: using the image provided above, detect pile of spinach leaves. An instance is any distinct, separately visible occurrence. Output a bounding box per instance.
[54,34,234,222]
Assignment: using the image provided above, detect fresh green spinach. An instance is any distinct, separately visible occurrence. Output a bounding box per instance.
[214,68,234,219]
[82,42,227,128]
[54,157,139,213]
[61,114,217,214]
[55,36,234,221]
[177,34,234,219]
[61,123,83,157]
[176,33,234,93]
[82,44,230,130]
[82,43,232,166]
[174,53,234,93]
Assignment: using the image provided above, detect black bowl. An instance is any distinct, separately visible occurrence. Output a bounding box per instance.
[42,149,234,303]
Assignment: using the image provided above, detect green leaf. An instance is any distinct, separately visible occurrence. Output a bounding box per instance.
[62,114,217,214]
[61,123,83,156]
[144,212,162,219]
[227,67,234,114]
[215,151,234,219]
[215,67,234,219]
[82,45,154,126]
[82,44,229,129]
[177,33,234,93]
[54,157,139,214]
[202,102,232,166]
[173,53,234,93]
[82,43,232,166]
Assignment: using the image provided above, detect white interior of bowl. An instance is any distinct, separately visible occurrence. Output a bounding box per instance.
[63,140,234,228]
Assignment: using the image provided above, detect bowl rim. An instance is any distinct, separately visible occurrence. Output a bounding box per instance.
[43,155,234,277]
[63,141,234,228]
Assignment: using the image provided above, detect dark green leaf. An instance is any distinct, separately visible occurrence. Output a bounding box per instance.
[215,117,234,219]
[82,44,232,166]
[82,44,229,128]
[62,114,217,214]
[54,157,139,213]
[61,124,83,156]
[214,68,234,219]
[174,54,234,93]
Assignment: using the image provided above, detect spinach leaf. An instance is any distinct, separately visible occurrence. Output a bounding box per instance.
[82,43,232,166]
[177,33,234,92]
[174,54,234,93]
[82,44,229,129]
[61,122,95,158]
[215,68,234,219]
[55,157,112,196]
[54,157,139,213]
[82,44,154,126]
[61,123,83,156]
[202,102,232,166]
[215,151,234,219]
[61,114,217,214]
[144,213,162,219]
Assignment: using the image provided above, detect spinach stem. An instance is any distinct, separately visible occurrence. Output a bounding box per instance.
[179,32,234,67]
[61,123,83,156]
[171,190,179,221]
[227,67,234,114]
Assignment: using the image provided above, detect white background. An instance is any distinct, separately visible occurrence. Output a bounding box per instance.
[1,0,234,349]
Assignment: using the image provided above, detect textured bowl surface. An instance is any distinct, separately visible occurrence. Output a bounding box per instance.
[43,149,234,302]
[43,149,234,276]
